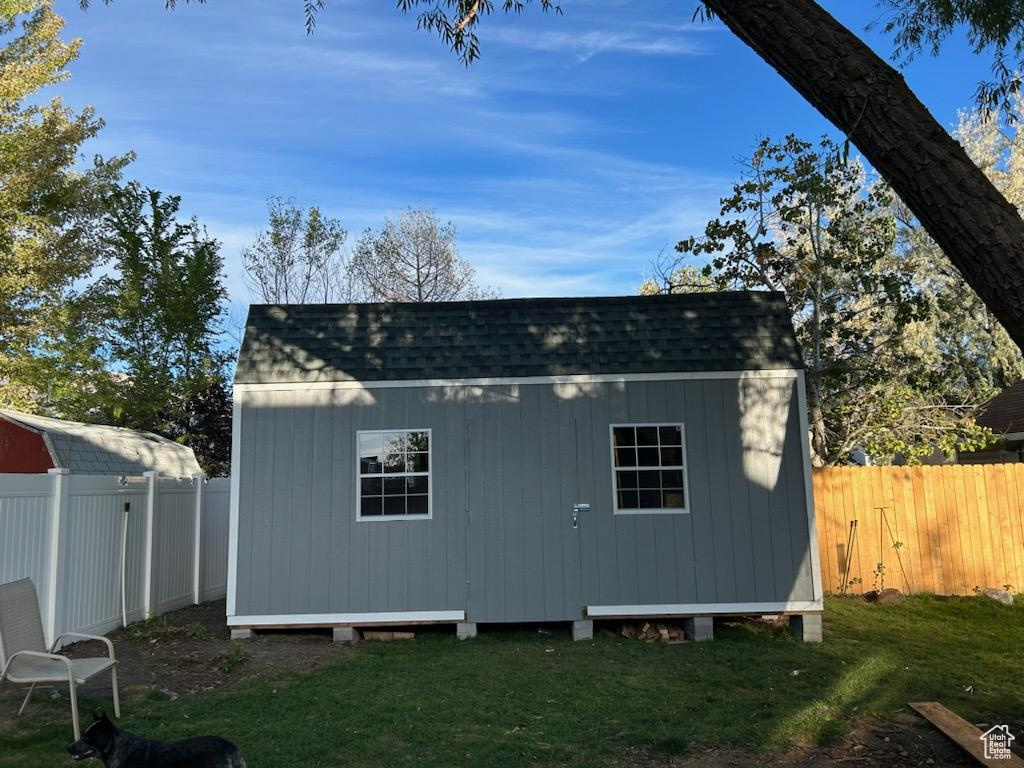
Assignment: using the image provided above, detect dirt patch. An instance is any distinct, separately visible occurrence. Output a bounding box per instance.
[622,715,981,766]
[0,599,346,728]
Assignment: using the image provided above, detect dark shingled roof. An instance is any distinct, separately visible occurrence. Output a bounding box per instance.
[234,292,803,385]
[977,380,1024,436]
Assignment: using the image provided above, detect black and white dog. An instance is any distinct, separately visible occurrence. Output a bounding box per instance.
[67,711,245,767]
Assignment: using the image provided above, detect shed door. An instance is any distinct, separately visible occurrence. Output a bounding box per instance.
[463,389,585,623]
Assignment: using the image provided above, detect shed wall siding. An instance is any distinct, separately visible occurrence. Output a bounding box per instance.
[233,377,814,622]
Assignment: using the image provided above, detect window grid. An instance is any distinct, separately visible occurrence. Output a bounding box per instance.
[610,423,689,514]
[357,429,431,520]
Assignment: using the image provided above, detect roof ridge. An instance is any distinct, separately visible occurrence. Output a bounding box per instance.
[245,290,789,313]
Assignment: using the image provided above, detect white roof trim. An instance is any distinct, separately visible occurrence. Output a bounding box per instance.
[233,368,802,393]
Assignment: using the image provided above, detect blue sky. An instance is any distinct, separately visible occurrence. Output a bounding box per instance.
[52,0,991,313]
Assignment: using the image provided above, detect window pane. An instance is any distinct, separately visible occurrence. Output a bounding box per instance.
[659,426,681,446]
[361,496,383,516]
[383,477,406,495]
[407,495,428,515]
[638,489,661,508]
[616,470,638,490]
[660,446,683,467]
[383,450,405,473]
[613,427,635,447]
[359,434,384,474]
[360,477,383,496]
[408,452,429,473]
[661,469,684,488]
[359,432,384,459]
[636,447,660,467]
[383,431,406,453]
[636,426,659,446]
[617,490,639,509]
[614,447,636,468]
[359,457,383,474]
[383,496,406,516]
[407,432,429,452]
[407,475,429,494]
[663,489,685,508]
[638,470,661,489]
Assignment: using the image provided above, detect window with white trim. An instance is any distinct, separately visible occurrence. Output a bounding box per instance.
[357,430,431,519]
[611,424,688,513]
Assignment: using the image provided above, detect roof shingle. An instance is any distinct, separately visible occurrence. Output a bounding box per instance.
[235,292,803,385]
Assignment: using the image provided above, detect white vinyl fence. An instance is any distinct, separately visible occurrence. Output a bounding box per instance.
[0,470,230,647]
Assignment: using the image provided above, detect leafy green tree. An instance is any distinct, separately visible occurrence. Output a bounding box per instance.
[0,0,129,412]
[671,135,993,465]
[99,183,231,472]
[349,207,497,302]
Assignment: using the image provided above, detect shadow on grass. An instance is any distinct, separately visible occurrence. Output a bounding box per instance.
[2,595,1022,768]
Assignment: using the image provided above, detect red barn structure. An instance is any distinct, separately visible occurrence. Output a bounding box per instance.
[0,410,200,477]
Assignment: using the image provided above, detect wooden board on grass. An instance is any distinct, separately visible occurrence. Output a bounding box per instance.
[910,701,1024,767]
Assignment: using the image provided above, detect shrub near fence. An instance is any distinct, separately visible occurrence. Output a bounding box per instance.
[814,464,1024,596]
[0,471,229,647]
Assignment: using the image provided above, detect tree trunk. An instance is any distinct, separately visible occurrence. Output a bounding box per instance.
[704,0,1024,352]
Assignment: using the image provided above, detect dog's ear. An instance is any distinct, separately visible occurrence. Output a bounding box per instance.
[92,708,108,723]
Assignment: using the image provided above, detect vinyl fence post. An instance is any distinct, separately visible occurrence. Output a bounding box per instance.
[192,473,204,605]
[142,471,157,618]
[45,468,71,649]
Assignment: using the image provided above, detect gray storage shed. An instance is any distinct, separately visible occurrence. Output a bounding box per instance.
[228,292,823,641]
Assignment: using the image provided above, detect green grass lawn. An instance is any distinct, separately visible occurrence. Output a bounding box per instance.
[2,595,1021,767]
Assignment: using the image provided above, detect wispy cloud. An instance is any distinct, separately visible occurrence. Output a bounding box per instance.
[487,27,709,62]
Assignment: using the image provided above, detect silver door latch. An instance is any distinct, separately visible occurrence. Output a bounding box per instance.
[572,502,590,528]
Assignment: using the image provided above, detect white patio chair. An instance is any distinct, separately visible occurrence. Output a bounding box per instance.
[0,578,120,740]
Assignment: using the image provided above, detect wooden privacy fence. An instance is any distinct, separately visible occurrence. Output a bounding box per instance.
[0,471,230,647]
[814,464,1024,596]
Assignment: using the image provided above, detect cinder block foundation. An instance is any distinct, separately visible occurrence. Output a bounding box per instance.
[788,613,822,643]
[333,626,360,644]
[571,619,593,641]
[683,616,713,642]
[456,622,477,639]
[229,628,253,640]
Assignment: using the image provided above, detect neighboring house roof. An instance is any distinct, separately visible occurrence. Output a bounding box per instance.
[0,410,201,477]
[976,380,1024,437]
[235,291,803,385]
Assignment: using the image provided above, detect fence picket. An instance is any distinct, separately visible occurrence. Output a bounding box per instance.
[814,464,1024,595]
[0,472,230,642]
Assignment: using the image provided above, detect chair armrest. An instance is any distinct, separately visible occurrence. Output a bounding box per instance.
[51,632,115,659]
[1,649,73,680]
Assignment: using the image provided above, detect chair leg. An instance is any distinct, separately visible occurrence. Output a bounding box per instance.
[69,677,80,741]
[111,665,121,718]
[17,683,35,716]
